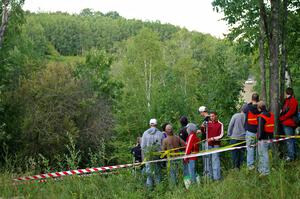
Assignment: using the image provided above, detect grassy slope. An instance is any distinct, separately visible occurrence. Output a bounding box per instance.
[1,160,300,199]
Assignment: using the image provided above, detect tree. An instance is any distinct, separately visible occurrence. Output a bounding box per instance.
[212,0,299,133]
[0,0,10,48]
[0,0,24,48]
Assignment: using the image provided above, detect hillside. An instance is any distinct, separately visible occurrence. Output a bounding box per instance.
[1,159,300,198]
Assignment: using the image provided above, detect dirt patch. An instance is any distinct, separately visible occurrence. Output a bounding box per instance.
[241,83,255,103]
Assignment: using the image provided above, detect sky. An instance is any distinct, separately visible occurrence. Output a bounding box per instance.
[23,0,229,38]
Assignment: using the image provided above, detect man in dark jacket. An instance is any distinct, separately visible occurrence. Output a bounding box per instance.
[131,137,142,163]
[179,116,189,142]
[280,87,299,161]
[178,116,189,178]
[243,93,261,170]
[257,101,274,176]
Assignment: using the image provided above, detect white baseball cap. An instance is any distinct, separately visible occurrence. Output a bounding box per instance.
[149,118,157,125]
[198,106,207,112]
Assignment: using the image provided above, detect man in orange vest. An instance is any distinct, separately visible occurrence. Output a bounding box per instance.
[257,101,274,176]
[243,93,261,170]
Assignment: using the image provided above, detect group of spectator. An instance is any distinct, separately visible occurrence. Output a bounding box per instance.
[131,87,299,189]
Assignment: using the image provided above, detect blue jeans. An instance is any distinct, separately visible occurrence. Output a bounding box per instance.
[188,160,197,183]
[258,140,271,175]
[145,162,161,188]
[169,160,179,185]
[183,161,189,177]
[246,131,257,167]
[230,139,245,169]
[283,126,296,160]
[208,145,221,180]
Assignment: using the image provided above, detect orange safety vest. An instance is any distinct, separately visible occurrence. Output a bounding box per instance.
[247,111,259,125]
[258,112,275,133]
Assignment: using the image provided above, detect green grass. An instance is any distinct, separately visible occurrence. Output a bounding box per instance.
[1,160,300,199]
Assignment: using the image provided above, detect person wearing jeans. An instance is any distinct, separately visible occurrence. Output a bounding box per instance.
[184,123,200,184]
[228,104,247,169]
[246,131,257,168]
[243,93,260,169]
[257,101,274,176]
[208,145,221,180]
[280,87,298,161]
[141,118,164,188]
[201,111,223,180]
[145,162,161,187]
[283,126,296,160]
[162,124,185,185]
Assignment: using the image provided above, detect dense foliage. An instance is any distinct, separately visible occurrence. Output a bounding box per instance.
[0,5,298,173]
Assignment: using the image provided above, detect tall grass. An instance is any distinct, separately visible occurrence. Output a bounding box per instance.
[1,160,300,199]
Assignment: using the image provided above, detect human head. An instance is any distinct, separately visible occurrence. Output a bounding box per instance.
[286,87,294,98]
[240,103,247,113]
[251,93,259,103]
[165,124,173,135]
[186,123,197,134]
[179,116,189,127]
[136,137,141,144]
[257,101,267,112]
[198,106,208,117]
[210,111,218,122]
[161,122,170,132]
[149,118,157,127]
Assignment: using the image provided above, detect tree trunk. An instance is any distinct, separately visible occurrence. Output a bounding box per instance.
[280,0,288,104]
[269,0,280,135]
[0,0,10,49]
[258,0,267,102]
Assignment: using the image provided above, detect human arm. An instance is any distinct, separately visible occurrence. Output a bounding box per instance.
[227,115,235,137]
[162,139,167,151]
[211,122,224,141]
[179,137,186,147]
[280,99,298,121]
[257,116,266,140]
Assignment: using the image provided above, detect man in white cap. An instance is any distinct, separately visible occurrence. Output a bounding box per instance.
[198,105,210,179]
[141,118,164,188]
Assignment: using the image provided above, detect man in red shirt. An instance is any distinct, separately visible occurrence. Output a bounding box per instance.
[201,111,224,180]
[280,87,299,161]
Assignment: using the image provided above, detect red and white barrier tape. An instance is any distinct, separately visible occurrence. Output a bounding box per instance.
[13,163,140,182]
[13,137,290,182]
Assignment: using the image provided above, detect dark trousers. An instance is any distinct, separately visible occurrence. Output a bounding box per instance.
[230,139,246,169]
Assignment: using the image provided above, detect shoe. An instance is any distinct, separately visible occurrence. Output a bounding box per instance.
[285,157,294,162]
[259,173,269,178]
[248,165,255,171]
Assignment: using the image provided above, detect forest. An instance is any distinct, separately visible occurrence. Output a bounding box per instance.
[0,0,300,198]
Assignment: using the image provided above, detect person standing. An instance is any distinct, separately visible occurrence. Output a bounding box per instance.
[161,122,169,140]
[131,137,142,163]
[184,123,200,185]
[178,116,189,178]
[198,106,210,178]
[280,87,299,161]
[141,118,164,188]
[243,93,261,170]
[201,111,224,180]
[162,124,185,185]
[227,104,247,169]
[179,116,189,142]
[257,101,274,176]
